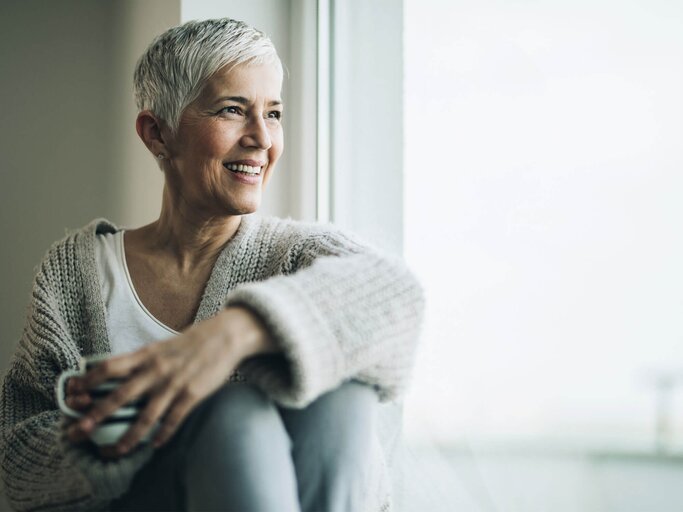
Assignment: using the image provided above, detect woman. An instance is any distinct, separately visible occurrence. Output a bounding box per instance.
[0,18,424,512]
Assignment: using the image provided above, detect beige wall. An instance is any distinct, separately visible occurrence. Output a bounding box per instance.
[0,4,179,507]
[0,0,180,373]
[110,1,183,228]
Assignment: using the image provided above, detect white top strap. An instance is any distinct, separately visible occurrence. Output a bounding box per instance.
[94,230,178,356]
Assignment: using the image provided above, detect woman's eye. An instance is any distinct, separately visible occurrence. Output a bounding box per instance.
[218,106,242,115]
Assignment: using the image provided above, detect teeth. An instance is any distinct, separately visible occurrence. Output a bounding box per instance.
[225,163,262,174]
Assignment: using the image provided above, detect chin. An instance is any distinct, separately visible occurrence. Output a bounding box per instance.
[227,201,260,216]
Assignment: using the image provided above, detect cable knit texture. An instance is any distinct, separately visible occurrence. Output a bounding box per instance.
[0,214,425,511]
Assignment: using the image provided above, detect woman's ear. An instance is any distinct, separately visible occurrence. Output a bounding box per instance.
[135,111,169,158]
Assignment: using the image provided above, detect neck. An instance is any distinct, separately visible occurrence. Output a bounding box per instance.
[136,188,244,275]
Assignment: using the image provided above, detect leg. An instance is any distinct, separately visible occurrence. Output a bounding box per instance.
[279,381,379,512]
[182,383,300,512]
[112,383,301,512]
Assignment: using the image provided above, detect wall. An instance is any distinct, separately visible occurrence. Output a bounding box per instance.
[0,2,179,505]
[109,1,183,228]
[0,0,182,376]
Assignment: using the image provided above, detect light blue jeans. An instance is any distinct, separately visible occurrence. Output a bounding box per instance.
[110,381,379,512]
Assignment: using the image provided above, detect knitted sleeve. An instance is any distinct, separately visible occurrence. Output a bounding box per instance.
[0,244,152,511]
[224,223,426,408]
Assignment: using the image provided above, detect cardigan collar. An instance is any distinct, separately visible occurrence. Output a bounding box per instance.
[74,214,260,356]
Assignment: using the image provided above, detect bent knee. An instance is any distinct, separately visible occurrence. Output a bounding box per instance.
[287,383,380,511]
[185,383,289,452]
[313,381,378,433]
[200,383,269,422]
[292,381,379,467]
[327,381,378,411]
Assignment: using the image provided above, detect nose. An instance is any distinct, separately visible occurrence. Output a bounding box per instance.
[241,115,272,150]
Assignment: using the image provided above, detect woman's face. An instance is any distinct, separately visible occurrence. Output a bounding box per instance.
[163,62,284,215]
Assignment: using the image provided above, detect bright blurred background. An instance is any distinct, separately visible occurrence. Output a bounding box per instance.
[1,1,683,510]
[404,0,683,449]
[401,1,683,510]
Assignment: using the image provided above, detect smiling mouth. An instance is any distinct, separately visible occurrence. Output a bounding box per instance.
[223,162,265,176]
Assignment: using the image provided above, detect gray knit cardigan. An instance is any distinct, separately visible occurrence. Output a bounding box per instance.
[0,214,425,511]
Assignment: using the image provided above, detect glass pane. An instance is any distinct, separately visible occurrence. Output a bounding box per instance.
[403,1,683,509]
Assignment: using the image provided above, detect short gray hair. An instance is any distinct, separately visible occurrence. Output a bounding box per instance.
[134,18,282,133]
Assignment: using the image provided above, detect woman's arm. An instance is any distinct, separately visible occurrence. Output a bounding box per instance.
[64,222,425,458]
[224,225,427,408]
[69,306,279,454]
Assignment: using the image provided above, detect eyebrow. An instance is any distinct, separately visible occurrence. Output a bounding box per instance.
[215,96,282,107]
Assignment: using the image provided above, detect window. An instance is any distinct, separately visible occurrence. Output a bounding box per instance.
[401,1,683,509]
[311,0,683,508]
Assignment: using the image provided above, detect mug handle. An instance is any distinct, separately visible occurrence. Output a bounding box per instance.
[55,369,84,418]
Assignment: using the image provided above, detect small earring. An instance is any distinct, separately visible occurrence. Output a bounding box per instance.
[157,153,165,160]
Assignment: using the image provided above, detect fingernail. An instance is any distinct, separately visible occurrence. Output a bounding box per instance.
[79,417,94,431]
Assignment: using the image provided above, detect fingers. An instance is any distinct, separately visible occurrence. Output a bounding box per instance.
[64,418,123,460]
[117,383,207,454]
[65,392,92,411]
[65,377,92,418]
[107,363,222,454]
[66,376,78,395]
[77,349,149,391]
[66,327,238,455]
[114,385,177,455]
[65,420,90,445]
[78,366,159,433]
[63,378,94,446]
[151,393,198,448]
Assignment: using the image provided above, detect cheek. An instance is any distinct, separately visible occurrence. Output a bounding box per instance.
[268,128,284,165]
[202,132,230,156]
[263,131,283,187]
[189,125,233,157]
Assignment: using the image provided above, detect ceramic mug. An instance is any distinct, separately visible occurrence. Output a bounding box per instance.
[55,354,156,446]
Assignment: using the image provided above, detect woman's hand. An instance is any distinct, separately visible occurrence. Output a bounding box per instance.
[68,306,277,458]
[63,378,92,444]
[63,380,122,458]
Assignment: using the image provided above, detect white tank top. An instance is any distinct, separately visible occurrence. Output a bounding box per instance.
[94,230,179,355]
